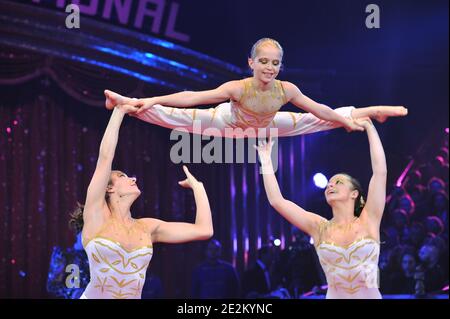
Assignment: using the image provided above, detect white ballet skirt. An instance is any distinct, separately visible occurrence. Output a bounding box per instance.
[79,237,153,299]
[315,237,382,299]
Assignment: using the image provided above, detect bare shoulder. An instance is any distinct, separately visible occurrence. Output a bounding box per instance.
[358,209,381,239]
[280,81,301,100]
[225,79,246,98]
[313,214,329,231]
[309,214,329,241]
[280,81,297,90]
[138,217,162,233]
[222,80,245,90]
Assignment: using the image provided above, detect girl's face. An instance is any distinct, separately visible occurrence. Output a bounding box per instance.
[248,44,282,84]
[324,174,358,205]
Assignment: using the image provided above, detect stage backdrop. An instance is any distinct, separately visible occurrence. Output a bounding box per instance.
[1,0,448,298]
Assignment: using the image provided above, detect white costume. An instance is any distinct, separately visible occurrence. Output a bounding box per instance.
[132,78,354,138]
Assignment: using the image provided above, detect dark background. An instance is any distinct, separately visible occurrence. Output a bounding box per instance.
[1,0,448,298]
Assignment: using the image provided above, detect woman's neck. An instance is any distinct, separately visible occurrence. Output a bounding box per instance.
[108,198,133,223]
[331,201,356,224]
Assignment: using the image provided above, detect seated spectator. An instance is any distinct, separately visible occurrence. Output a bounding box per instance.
[47,225,89,299]
[430,156,447,181]
[385,209,410,245]
[427,177,446,195]
[404,222,427,250]
[437,146,449,163]
[409,184,428,221]
[277,227,325,298]
[191,239,240,299]
[417,242,447,293]
[399,194,416,216]
[242,245,274,298]
[430,190,449,228]
[425,216,445,237]
[405,170,423,194]
[388,250,417,294]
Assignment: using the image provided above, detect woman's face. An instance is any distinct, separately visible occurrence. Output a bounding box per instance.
[399,196,413,212]
[108,171,141,198]
[324,174,358,205]
[429,180,444,194]
[434,194,447,210]
[426,217,443,235]
[392,209,408,229]
[248,44,282,84]
[410,187,423,201]
[401,254,416,274]
[418,245,436,263]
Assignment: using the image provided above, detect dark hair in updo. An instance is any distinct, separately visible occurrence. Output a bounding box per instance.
[68,173,116,233]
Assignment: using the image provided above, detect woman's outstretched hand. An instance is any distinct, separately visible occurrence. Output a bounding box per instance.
[135,98,156,114]
[354,117,374,130]
[344,119,365,132]
[253,137,275,167]
[178,165,202,189]
[116,103,140,114]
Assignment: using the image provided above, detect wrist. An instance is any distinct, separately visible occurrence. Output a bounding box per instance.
[338,116,350,126]
[142,97,153,105]
[193,182,204,190]
[150,97,160,105]
[260,159,273,168]
[261,167,275,173]
[114,107,127,116]
[260,163,274,174]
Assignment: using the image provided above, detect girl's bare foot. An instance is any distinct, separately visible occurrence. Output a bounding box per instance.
[104,90,134,110]
[372,106,408,123]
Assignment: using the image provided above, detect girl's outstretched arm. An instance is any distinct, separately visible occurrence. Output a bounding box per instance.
[283,81,363,132]
[136,81,241,113]
[104,81,242,113]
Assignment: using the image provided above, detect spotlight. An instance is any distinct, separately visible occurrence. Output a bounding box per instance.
[313,173,328,189]
[273,239,281,247]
